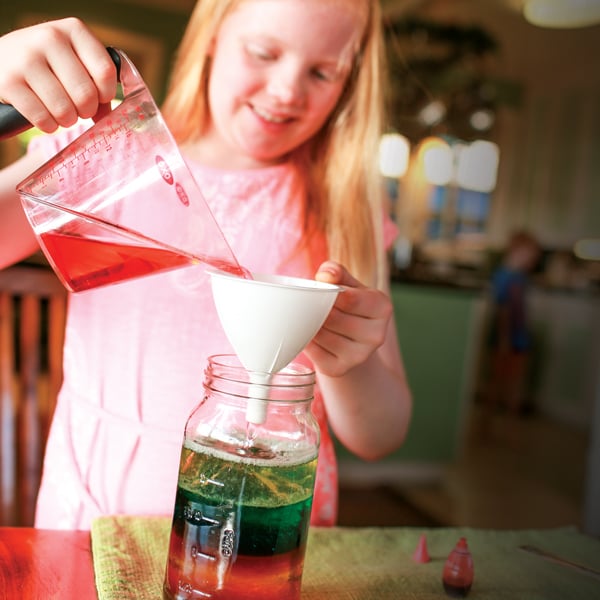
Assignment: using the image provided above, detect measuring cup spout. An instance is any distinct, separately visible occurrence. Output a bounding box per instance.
[0,47,122,141]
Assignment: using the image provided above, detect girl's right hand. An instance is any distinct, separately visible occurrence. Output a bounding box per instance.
[0,18,117,133]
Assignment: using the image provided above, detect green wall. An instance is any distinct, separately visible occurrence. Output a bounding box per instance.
[336,283,482,466]
[389,283,480,461]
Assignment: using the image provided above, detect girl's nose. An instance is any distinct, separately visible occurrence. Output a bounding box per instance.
[265,66,306,106]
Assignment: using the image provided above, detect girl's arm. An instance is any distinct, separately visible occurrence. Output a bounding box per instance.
[0,151,47,268]
[304,261,412,461]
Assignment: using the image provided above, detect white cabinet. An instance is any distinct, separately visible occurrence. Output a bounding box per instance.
[529,289,600,429]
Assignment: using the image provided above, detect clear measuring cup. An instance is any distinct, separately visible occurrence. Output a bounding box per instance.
[15,49,246,293]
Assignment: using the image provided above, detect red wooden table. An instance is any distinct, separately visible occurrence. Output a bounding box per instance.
[0,527,97,599]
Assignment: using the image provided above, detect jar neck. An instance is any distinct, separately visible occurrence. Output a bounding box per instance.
[188,354,320,453]
[204,354,315,404]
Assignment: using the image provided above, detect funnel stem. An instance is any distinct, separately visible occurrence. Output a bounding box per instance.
[246,372,272,425]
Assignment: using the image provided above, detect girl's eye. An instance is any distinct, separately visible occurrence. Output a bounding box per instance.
[311,69,328,81]
[311,68,338,83]
[245,43,274,61]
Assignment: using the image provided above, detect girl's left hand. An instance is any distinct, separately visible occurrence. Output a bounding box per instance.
[304,261,393,377]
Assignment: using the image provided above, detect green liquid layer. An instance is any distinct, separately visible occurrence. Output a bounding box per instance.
[173,442,317,556]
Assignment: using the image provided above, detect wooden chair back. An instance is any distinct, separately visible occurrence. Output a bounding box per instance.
[0,265,67,526]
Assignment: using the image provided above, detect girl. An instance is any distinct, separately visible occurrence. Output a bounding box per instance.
[0,0,412,528]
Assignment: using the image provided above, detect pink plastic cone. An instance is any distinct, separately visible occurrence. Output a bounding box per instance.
[412,533,431,563]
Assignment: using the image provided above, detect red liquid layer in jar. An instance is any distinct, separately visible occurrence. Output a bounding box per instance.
[165,530,307,600]
[39,231,249,292]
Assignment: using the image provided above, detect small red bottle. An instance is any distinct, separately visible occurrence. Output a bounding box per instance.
[442,537,474,597]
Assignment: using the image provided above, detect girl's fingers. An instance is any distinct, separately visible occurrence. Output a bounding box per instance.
[67,23,118,104]
[0,18,117,132]
[316,260,388,320]
[1,79,60,132]
[39,27,117,124]
[24,60,80,129]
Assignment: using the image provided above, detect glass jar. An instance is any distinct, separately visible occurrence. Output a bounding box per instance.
[163,354,320,600]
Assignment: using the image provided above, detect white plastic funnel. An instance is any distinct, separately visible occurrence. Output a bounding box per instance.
[208,270,342,423]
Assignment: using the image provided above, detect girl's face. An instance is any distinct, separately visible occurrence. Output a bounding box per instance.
[197,0,365,168]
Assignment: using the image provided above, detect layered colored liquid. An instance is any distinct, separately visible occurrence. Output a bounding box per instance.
[163,441,317,600]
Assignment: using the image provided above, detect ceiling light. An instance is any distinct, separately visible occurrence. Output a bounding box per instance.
[456,140,500,193]
[420,137,454,186]
[379,133,411,178]
[469,108,496,132]
[524,0,600,28]
[418,100,447,127]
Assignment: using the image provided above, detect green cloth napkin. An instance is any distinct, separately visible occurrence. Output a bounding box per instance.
[91,516,600,599]
[91,515,170,599]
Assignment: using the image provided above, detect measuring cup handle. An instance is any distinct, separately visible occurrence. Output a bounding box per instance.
[0,104,30,141]
[0,47,122,141]
[106,47,122,82]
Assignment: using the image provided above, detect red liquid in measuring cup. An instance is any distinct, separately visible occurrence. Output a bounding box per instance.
[39,231,249,292]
